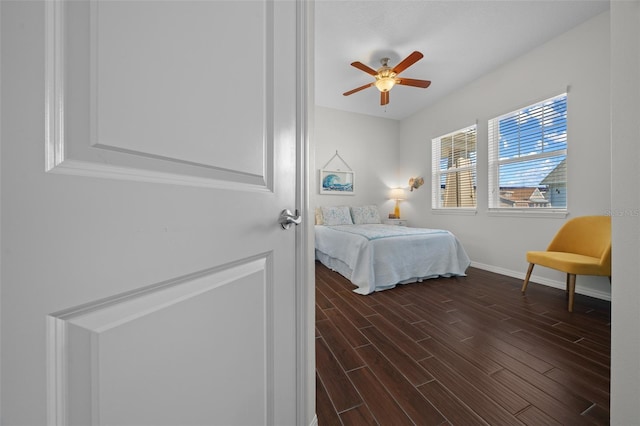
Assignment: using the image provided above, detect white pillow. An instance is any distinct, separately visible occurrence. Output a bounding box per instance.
[351,205,381,224]
[321,206,353,225]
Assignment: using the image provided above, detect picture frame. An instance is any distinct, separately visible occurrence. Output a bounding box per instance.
[320,169,355,195]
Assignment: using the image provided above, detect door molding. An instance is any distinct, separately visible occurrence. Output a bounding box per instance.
[47,255,275,425]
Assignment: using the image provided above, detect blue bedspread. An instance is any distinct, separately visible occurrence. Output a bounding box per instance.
[315,224,470,295]
[325,224,450,240]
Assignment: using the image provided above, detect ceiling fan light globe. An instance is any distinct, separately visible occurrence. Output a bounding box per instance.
[374,77,396,92]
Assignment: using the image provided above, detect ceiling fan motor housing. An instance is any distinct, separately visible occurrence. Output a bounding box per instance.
[374,58,397,92]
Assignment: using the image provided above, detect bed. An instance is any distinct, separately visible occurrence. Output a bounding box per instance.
[315,205,471,295]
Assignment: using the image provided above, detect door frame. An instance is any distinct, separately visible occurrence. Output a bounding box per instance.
[0,1,3,420]
[296,1,316,425]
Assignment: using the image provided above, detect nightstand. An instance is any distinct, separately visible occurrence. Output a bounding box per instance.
[384,219,408,226]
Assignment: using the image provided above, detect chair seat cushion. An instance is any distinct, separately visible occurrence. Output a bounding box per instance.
[526,251,610,276]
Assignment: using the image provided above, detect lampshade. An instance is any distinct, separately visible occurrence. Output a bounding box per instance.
[375,77,396,92]
[390,188,405,200]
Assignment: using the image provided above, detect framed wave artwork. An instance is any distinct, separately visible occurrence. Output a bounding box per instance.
[320,169,355,195]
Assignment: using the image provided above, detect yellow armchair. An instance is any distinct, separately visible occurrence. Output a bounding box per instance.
[521,216,611,312]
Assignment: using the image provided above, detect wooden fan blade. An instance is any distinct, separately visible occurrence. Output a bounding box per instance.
[381,91,389,106]
[343,82,374,96]
[351,61,378,76]
[397,78,431,88]
[392,51,424,74]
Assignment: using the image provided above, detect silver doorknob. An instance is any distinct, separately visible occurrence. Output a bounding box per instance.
[279,209,302,229]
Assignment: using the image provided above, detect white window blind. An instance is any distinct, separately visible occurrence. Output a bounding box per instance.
[488,93,567,210]
[432,125,477,209]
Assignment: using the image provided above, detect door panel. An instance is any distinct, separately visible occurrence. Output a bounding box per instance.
[90,1,266,175]
[51,257,272,425]
[1,0,302,424]
[52,0,274,188]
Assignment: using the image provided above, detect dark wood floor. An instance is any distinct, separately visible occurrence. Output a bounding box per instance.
[315,262,611,425]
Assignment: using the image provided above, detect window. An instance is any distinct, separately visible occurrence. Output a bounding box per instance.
[488,93,567,210]
[432,125,477,209]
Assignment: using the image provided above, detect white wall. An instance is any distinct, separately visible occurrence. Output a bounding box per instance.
[399,11,612,299]
[610,1,640,423]
[313,106,401,218]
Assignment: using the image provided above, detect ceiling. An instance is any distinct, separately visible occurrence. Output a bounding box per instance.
[314,0,610,121]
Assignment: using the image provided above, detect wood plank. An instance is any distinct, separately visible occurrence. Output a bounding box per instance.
[544,367,610,410]
[417,380,490,426]
[458,328,554,374]
[323,307,370,348]
[356,344,445,425]
[315,336,363,413]
[419,327,504,376]
[419,336,530,414]
[576,337,611,358]
[316,277,340,302]
[469,339,594,413]
[316,303,328,322]
[552,322,611,349]
[419,356,525,425]
[371,286,417,310]
[347,367,414,425]
[316,319,366,372]
[515,329,611,379]
[366,314,432,361]
[316,264,351,296]
[407,305,472,341]
[339,405,376,425]
[360,326,433,386]
[370,303,429,341]
[316,285,334,309]
[329,295,372,329]
[491,368,593,425]
[315,372,343,426]
[335,289,378,317]
[445,298,523,333]
[516,405,562,426]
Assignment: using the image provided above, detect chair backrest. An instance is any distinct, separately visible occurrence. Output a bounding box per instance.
[547,215,611,269]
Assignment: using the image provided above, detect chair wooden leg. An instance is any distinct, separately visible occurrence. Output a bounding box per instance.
[522,263,535,293]
[568,274,576,312]
[565,274,571,296]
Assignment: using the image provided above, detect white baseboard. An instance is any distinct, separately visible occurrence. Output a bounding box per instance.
[470,261,611,301]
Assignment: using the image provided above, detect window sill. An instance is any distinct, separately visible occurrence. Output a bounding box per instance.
[487,209,568,219]
[431,208,478,216]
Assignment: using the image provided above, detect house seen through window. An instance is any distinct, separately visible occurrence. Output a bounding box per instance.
[488,93,567,210]
[432,125,477,209]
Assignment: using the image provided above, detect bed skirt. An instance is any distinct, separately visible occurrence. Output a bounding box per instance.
[315,249,455,294]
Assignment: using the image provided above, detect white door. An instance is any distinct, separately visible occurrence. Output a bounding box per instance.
[1,1,308,424]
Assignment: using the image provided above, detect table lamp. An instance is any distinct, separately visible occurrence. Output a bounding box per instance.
[390,188,405,218]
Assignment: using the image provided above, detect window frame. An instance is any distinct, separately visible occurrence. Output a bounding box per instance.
[431,124,478,213]
[488,93,568,217]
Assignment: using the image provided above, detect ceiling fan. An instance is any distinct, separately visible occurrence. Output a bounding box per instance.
[343,51,431,106]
